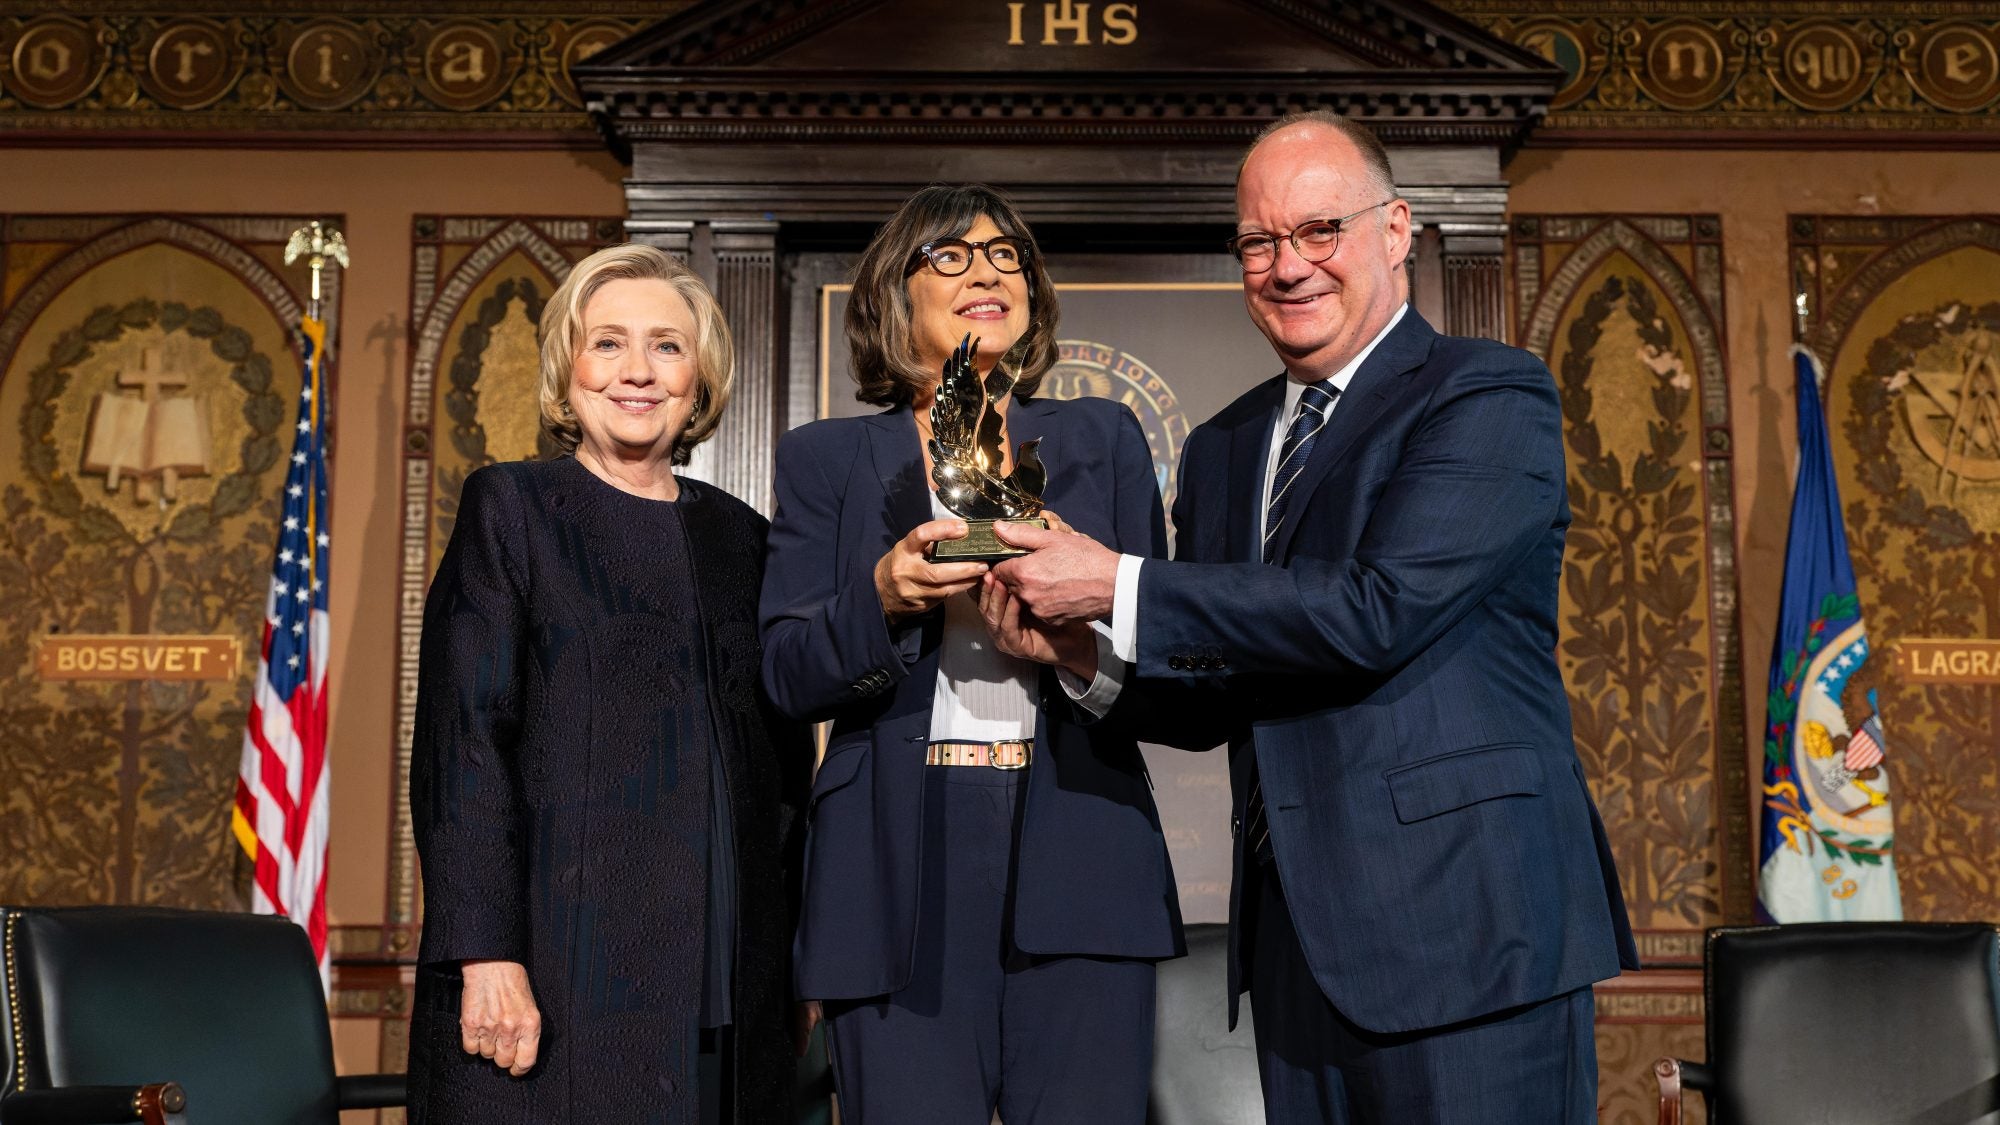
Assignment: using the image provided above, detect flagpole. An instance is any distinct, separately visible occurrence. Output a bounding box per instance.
[285,219,349,323]
[230,220,348,991]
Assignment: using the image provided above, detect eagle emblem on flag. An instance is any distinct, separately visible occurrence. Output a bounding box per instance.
[1758,347,1901,923]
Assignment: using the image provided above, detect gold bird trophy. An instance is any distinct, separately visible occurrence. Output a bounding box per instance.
[927,333,1047,562]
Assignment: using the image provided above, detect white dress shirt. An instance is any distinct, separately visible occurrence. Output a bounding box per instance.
[1066,303,1410,708]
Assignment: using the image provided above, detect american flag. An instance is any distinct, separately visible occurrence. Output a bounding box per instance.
[232,315,332,987]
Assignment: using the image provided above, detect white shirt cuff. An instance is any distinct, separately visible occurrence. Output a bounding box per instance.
[1058,622,1125,717]
[1057,555,1143,717]
[1111,553,1142,663]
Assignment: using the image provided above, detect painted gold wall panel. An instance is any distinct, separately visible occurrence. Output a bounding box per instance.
[388,215,620,931]
[1802,215,2000,922]
[1514,215,1750,931]
[0,214,324,909]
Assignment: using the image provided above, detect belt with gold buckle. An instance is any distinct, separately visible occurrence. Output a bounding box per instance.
[925,739,1033,771]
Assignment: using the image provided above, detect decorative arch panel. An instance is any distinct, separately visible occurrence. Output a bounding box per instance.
[386,214,622,937]
[1513,213,1743,1122]
[1800,214,2000,924]
[0,214,324,910]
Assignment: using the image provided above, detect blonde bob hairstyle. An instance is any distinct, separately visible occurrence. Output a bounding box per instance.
[537,244,734,467]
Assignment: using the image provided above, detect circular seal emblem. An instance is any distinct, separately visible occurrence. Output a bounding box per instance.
[1042,339,1189,511]
[1513,20,1596,107]
[417,20,514,111]
[1632,19,1734,110]
[1891,313,2000,488]
[279,20,378,111]
[1769,20,1873,112]
[9,17,107,109]
[554,20,632,107]
[141,20,242,110]
[1909,23,2000,113]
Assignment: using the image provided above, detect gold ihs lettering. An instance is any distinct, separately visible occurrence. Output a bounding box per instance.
[1044,0,1091,46]
[1102,3,1138,45]
[1005,1,1137,46]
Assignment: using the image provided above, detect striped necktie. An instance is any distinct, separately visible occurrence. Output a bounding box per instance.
[1262,381,1339,564]
[1246,379,1337,862]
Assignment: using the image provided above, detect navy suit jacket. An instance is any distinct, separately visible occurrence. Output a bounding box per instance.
[760,394,1186,1001]
[1127,308,1639,1035]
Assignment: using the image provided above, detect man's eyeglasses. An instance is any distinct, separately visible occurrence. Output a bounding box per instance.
[1226,201,1395,273]
[908,236,1029,277]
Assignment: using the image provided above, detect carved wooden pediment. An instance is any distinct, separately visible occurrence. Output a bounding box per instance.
[577,1,1543,529]
[577,0,1563,146]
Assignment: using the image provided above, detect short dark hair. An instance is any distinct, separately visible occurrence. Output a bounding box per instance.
[1238,110,1399,198]
[846,184,1061,407]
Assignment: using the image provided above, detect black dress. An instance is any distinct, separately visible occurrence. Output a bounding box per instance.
[408,456,808,1124]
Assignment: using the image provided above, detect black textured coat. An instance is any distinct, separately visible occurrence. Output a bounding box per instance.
[408,457,808,1124]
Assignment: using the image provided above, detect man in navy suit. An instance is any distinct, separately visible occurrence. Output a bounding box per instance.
[988,111,1638,1123]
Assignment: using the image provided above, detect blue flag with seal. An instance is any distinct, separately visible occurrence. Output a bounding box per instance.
[1758,346,1901,922]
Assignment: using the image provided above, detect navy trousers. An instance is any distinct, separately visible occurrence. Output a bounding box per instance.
[823,765,1155,1125]
[1248,864,1597,1124]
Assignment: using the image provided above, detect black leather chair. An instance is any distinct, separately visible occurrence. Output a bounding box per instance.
[1656,922,2000,1125]
[1149,922,1264,1125]
[0,905,404,1124]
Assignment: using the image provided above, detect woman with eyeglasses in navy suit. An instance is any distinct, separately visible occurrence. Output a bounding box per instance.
[759,184,1184,1124]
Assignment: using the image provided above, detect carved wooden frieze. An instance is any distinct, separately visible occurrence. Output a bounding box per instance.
[7,3,1997,144]
[1447,2,2000,144]
[0,6,664,138]
[578,0,1562,149]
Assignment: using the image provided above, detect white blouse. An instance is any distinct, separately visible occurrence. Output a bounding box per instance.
[924,490,1040,742]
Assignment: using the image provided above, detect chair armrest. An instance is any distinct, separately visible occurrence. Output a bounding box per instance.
[1,1082,186,1124]
[1654,1058,1684,1125]
[335,1072,408,1109]
[1654,1058,1715,1125]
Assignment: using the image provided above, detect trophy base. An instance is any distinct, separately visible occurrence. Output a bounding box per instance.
[930,517,1048,563]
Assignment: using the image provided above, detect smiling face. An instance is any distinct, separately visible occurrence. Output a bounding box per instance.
[1236,122,1412,380]
[905,214,1033,377]
[568,277,701,466]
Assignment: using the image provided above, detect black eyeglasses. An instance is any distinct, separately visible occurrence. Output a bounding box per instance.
[1226,201,1395,273]
[907,236,1029,277]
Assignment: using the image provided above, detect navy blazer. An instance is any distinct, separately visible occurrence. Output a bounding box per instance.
[761,394,1186,1001]
[1127,309,1639,1035]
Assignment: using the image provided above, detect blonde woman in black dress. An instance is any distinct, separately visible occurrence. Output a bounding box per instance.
[409,245,807,1123]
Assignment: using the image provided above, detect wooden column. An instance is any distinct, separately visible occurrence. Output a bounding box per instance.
[1441,227,1508,343]
[707,220,780,514]
[628,219,694,259]
[623,217,781,512]
[1401,185,1509,344]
